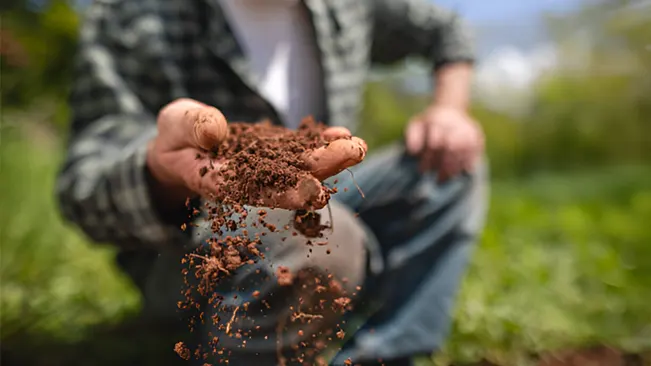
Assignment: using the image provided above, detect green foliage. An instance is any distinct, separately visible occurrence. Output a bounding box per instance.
[442,167,651,364]
[359,80,414,150]
[1,0,78,129]
[0,123,141,347]
[522,0,651,173]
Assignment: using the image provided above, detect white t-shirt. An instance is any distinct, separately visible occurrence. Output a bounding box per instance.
[218,0,325,129]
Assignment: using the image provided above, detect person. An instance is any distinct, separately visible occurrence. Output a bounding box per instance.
[56,0,488,364]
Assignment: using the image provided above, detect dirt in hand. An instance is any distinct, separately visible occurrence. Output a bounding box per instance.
[176,117,357,365]
[207,118,331,207]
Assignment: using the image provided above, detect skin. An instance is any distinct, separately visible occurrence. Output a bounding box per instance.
[148,63,481,213]
[405,63,485,182]
[146,98,367,213]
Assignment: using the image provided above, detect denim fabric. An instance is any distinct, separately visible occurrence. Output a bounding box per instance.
[327,143,489,364]
[121,143,488,366]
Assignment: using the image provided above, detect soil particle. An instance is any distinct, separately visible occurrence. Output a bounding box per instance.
[293,210,330,238]
[177,117,361,365]
[276,266,294,287]
[209,118,329,207]
[174,342,190,360]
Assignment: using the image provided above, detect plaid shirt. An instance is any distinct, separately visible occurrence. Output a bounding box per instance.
[56,0,475,250]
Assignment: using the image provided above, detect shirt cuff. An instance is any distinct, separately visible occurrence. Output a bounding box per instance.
[432,18,476,70]
[108,129,191,250]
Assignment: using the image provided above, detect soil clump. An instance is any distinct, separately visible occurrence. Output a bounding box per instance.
[175,118,357,365]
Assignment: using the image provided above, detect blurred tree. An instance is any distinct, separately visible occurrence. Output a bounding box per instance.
[523,0,651,172]
[1,0,78,128]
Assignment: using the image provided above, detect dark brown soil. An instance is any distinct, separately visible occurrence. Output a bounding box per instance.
[173,342,190,360]
[208,117,330,207]
[176,118,354,365]
[293,210,330,238]
[276,265,294,287]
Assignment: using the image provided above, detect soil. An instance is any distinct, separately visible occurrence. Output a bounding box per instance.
[173,342,190,361]
[176,117,354,365]
[452,346,649,366]
[207,117,331,208]
[293,210,330,238]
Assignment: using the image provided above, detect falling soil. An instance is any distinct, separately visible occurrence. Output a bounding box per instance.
[293,210,330,238]
[205,117,332,207]
[176,117,356,365]
[174,342,190,360]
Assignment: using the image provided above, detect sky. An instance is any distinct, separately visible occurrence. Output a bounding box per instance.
[433,0,581,23]
[434,0,584,57]
[429,0,587,60]
[397,0,584,111]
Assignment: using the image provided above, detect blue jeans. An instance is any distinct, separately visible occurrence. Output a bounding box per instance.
[130,143,488,365]
[327,143,488,364]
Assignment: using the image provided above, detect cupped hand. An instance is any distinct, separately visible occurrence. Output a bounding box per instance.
[405,105,484,182]
[146,98,367,211]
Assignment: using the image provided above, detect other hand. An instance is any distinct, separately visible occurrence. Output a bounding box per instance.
[405,105,484,181]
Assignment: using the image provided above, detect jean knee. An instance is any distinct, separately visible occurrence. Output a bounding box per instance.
[253,202,369,295]
[199,203,371,358]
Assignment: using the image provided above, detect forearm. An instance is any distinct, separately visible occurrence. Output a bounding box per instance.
[57,118,189,250]
[432,62,473,110]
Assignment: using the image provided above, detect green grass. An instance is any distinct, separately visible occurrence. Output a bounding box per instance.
[2,126,650,364]
[0,125,140,347]
[442,167,651,364]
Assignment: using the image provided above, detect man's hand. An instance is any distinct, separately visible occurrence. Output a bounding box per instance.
[146,98,367,211]
[405,105,484,182]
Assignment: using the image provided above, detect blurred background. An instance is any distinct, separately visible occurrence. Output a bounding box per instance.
[1,0,650,365]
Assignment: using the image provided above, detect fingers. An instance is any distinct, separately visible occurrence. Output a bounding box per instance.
[420,122,444,173]
[405,118,426,156]
[188,159,329,210]
[158,98,229,151]
[302,137,368,181]
[460,128,484,174]
[181,155,226,198]
[430,128,483,182]
[191,107,230,150]
[437,136,460,182]
[322,126,352,142]
[408,114,485,181]
[258,174,330,210]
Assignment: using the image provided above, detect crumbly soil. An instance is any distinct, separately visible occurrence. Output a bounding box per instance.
[293,210,330,238]
[207,117,330,207]
[175,118,355,365]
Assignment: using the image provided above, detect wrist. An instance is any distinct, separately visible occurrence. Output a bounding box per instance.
[145,139,194,223]
[432,62,473,111]
[427,103,468,115]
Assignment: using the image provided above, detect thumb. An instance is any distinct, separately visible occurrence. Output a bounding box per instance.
[158,98,229,151]
[405,117,426,156]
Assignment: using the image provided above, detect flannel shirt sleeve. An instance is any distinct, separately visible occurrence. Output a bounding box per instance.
[370,0,476,69]
[56,1,188,250]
